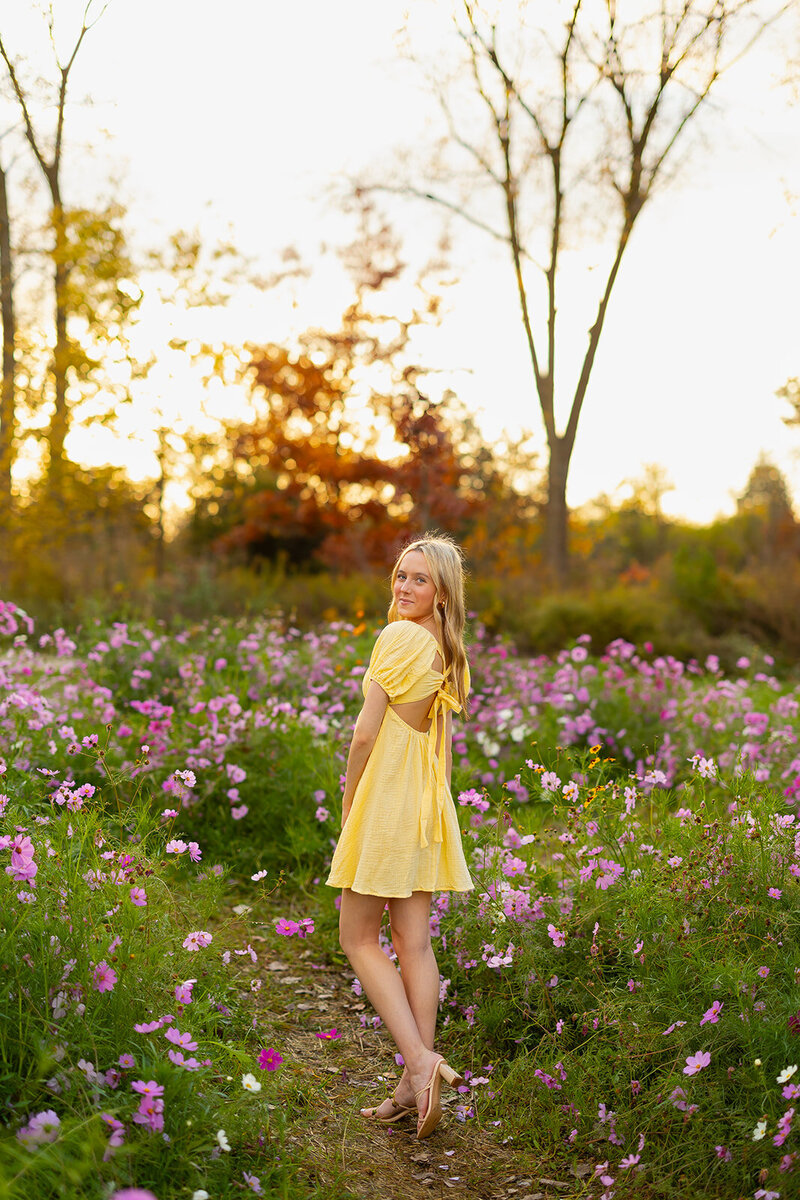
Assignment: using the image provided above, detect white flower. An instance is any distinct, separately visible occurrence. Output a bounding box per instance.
[242,1072,262,1093]
[192,1192,210,1200]
[752,1119,767,1141]
[777,1064,798,1084]
[216,1128,231,1151]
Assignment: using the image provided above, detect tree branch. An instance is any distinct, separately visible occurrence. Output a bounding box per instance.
[360,182,514,250]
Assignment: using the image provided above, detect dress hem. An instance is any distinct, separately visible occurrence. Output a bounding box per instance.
[325,879,474,898]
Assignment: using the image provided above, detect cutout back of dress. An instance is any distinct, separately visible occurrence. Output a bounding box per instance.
[390,647,444,733]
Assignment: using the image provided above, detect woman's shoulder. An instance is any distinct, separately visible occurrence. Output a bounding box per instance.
[374,620,435,650]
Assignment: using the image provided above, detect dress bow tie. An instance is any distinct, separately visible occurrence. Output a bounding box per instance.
[418,677,461,849]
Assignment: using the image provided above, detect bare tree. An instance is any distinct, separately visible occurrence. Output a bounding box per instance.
[375,0,794,583]
[0,1,108,486]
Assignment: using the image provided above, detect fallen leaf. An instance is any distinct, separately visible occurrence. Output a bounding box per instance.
[570,1163,593,1179]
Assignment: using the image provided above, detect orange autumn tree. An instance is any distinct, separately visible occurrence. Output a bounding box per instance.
[192,202,541,570]
[208,352,510,570]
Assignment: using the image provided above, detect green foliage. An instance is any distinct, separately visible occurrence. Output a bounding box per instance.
[0,748,295,1199]
[429,752,800,1196]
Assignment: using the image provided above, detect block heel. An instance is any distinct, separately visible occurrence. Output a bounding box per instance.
[438,1062,465,1088]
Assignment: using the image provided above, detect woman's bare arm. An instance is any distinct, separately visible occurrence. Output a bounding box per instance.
[341,682,389,827]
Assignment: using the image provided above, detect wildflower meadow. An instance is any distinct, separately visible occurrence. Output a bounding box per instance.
[1,597,800,1199]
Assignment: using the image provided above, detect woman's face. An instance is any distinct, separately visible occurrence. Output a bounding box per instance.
[394,550,437,623]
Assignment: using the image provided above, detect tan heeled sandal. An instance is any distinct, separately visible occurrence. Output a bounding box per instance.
[361,1092,416,1124]
[415,1058,466,1139]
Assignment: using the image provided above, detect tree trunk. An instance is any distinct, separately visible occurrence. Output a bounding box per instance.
[544,436,571,586]
[0,159,15,514]
[49,201,70,482]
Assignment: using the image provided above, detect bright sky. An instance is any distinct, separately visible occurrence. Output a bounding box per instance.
[3,0,800,522]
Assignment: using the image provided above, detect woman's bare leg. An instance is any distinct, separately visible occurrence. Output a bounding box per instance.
[388,890,439,1032]
[385,891,441,1111]
[339,889,441,1118]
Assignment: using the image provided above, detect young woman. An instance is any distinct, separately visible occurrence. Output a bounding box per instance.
[326,534,473,1139]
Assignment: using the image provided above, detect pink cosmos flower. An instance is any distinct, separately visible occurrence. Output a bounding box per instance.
[276,918,299,937]
[7,858,37,884]
[683,1050,711,1075]
[231,804,248,820]
[182,930,212,951]
[131,1080,165,1097]
[758,966,771,979]
[700,1001,724,1026]
[547,923,566,948]
[175,979,197,1004]
[17,1110,60,1145]
[132,1096,164,1133]
[715,1145,732,1161]
[93,961,117,993]
[167,1050,200,1069]
[315,1028,342,1040]
[227,763,246,784]
[129,886,147,907]
[133,1019,162,1034]
[166,839,187,855]
[187,841,202,862]
[768,888,782,899]
[315,805,330,821]
[165,1027,198,1051]
[101,1114,125,1160]
[258,1047,284,1071]
[243,1171,263,1194]
[10,835,34,867]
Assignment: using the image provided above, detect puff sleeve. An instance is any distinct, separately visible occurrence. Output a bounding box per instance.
[363,622,438,701]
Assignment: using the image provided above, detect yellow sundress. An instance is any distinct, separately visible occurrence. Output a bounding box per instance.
[326,620,474,898]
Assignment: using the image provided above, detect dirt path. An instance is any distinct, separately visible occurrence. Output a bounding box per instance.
[244,915,589,1200]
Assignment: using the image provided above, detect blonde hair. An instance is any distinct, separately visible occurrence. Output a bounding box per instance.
[387,533,470,716]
